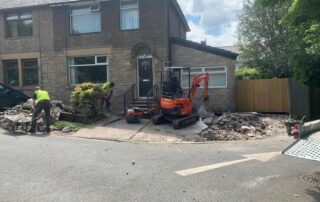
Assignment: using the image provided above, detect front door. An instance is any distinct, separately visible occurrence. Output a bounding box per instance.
[138,58,153,98]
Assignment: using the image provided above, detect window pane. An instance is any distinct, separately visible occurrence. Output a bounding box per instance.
[20,12,32,19]
[72,13,101,33]
[24,68,38,85]
[70,65,107,85]
[190,68,202,73]
[121,0,138,9]
[71,6,90,15]
[6,13,18,20]
[3,60,19,86]
[7,21,18,37]
[18,20,33,36]
[72,57,95,65]
[121,8,139,30]
[97,56,107,64]
[210,73,226,87]
[22,59,38,86]
[205,67,225,72]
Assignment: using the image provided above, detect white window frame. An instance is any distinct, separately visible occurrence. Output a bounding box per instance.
[70,2,101,34]
[120,0,140,30]
[68,55,109,86]
[181,66,228,89]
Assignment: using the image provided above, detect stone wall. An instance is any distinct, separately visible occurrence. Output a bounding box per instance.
[171,44,236,112]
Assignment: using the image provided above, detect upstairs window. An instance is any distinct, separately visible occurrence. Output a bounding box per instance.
[120,0,139,30]
[71,3,101,34]
[6,12,33,38]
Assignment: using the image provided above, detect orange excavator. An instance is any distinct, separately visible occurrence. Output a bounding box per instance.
[152,67,209,129]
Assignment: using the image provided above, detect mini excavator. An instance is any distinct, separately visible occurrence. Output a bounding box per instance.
[152,67,209,129]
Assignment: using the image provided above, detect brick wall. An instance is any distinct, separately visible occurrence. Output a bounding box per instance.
[171,44,236,112]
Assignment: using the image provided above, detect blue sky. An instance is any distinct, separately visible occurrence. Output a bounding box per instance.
[177,0,243,47]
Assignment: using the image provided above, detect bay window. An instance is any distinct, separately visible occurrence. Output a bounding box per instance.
[71,4,101,34]
[69,56,108,85]
[120,0,139,30]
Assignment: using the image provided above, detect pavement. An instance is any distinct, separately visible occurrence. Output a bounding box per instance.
[0,129,319,202]
[72,118,208,143]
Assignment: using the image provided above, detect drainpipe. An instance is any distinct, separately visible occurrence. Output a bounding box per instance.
[167,0,172,67]
[37,7,43,87]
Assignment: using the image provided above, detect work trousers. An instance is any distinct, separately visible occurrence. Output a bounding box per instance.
[31,100,51,132]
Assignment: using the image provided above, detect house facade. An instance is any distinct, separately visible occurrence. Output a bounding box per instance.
[0,0,238,112]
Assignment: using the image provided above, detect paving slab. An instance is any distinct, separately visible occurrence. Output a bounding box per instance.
[310,131,320,139]
[72,119,147,141]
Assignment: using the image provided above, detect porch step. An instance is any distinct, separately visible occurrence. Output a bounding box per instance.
[128,99,158,109]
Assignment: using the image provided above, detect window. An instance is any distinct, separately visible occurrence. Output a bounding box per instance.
[71,3,101,34]
[69,56,108,85]
[3,60,19,86]
[181,67,227,88]
[6,12,33,37]
[120,0,139,30]
[22,59,38,86]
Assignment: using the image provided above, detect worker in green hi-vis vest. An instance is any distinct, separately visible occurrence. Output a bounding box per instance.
[29,86,51,134]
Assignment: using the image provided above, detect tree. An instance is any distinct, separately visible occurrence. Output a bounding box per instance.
[238,0,294,78]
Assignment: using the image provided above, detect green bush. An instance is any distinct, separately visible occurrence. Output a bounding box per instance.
[236,68,262,80]
[70,82,104,118]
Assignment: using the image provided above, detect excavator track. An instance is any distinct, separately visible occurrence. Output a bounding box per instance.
[172,114,199,129]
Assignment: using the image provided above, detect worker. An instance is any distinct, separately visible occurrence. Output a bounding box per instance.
[102,82,115,113]
[29,87,51,134]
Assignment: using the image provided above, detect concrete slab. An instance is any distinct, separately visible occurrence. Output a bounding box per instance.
[137,120,207,142]
[72,119,147,141]
[310,131,320,139]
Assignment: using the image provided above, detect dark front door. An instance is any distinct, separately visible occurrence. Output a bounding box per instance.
[138,58,153,98]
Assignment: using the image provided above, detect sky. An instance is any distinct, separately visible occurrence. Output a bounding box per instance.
[177,0,243,47]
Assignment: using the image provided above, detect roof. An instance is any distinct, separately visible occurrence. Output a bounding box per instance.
[171,37,239,60]
[171,0,190,32]
[218,46,240,54]
[0,0,86,10]
[0,0,190,31]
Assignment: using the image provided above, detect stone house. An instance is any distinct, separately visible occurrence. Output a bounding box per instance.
[0,0,238,112]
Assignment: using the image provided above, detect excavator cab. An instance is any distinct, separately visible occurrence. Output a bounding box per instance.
[161,67,187,99]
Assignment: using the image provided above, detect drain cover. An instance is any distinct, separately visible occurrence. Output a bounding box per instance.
[284,138,320,161]
[301,174,320,187]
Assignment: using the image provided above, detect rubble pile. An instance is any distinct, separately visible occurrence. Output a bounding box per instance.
[200,113,285,141]
[0,100,76,133]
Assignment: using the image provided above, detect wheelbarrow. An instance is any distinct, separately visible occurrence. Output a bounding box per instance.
[4,115,32,133]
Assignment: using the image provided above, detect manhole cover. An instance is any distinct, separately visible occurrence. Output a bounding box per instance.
[301,174,320,187]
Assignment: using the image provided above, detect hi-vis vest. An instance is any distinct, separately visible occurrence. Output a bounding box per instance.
[35,90,50,101]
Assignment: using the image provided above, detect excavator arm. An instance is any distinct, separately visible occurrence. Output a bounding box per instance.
[189,72,209,101]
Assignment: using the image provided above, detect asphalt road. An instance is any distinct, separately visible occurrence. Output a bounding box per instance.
[0,130,319,202]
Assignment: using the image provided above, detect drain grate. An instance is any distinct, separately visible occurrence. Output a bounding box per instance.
[301,174,320,187]
[284,138,320,162]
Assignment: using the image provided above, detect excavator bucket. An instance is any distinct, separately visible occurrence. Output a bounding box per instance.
[198,95,209,118]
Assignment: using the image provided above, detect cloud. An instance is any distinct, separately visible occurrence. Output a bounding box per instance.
[177,0,243,46]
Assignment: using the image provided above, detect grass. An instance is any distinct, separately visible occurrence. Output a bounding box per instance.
[53,121,86,131]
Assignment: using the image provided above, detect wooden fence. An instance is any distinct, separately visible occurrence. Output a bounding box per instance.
[236,78,310,118]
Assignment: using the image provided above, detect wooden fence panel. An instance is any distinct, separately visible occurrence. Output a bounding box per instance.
[236,79,290,113]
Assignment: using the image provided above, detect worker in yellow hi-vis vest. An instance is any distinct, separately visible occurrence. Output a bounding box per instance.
[102,82,115,113]
[29,87,51,134]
